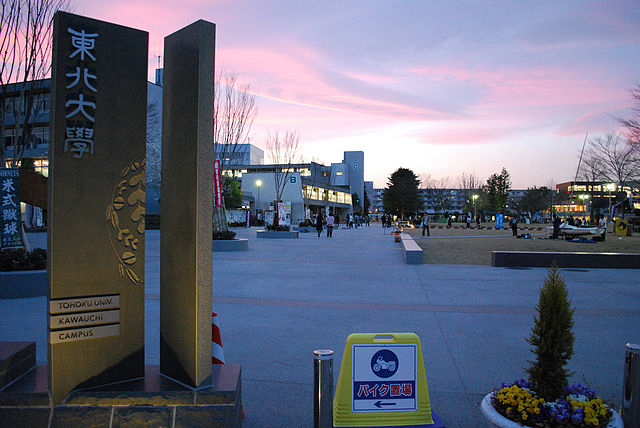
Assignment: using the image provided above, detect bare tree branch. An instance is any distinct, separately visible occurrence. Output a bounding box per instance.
[582,132,640,185]
[0,0,70,165]
[266,130,300,228]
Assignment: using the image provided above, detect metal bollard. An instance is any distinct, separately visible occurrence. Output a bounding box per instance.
[622,343,640,427]
[314,349,334,428]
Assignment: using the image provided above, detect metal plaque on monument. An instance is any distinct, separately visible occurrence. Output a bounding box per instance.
[160,20,215,387]
[48,11,148,404]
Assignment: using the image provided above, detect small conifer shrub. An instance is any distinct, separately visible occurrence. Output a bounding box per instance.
[526,264,575,400]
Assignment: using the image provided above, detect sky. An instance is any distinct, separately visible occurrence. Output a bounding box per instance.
[73,0,640,189]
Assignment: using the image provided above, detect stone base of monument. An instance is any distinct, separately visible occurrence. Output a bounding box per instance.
[256,230,299,239]
[0,341,36,390]
[212,238,249,251]
[0,364,242,427]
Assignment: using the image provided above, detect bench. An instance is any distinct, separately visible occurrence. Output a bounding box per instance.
[400,233,423,264]
[492,251,640,269]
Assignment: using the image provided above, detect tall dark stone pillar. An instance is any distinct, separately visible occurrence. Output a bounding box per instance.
[48,12,148,404]
[160,20,215,387]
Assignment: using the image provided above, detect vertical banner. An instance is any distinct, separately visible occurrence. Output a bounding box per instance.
[214,159,222,207]
[245,209,251,227]
[496,213,504,230]
[0,168,23,249]
[49,12,148,404]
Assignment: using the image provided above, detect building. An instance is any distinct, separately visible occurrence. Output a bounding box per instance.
[554,181,640,220]
[214,143,264,166]
[1,79,51,175]
[224,151,366,225]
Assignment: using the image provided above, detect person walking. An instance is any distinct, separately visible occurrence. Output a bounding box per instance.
[552,214,561,239]
[466,215,471,229]
[509,216,518,236]
[315,212,323,237]
[421,214,430,237]
[326,212,335,237]
[598,214,607,241]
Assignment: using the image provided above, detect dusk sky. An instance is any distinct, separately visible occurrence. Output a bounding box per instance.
[75,0,640,189]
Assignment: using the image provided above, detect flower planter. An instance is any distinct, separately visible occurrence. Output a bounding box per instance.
[481,393,623,428]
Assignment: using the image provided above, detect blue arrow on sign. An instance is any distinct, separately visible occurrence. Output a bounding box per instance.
[374,401,396,408]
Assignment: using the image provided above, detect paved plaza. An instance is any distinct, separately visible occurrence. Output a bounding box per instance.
[1,226,638,427]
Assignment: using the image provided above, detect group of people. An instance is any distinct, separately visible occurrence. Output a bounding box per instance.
[551,214,608,240]
[315,212,335,237]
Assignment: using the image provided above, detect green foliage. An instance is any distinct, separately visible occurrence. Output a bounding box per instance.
[222,177,243,208]
[363,189,371,214]
[517,186,551,218]
[0,248,47,271]
[383,168,421,219]
[483,167,511,214]
[352,192,362,215]
[526,265,575,400]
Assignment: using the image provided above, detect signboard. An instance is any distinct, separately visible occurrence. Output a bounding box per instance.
[49,294,121,344]
[352,344,417,412]
[49,11,148,404]
[496,213,504,230]
[334,333,435,427]
[0,168,23,249]
[290,176,296,184]
[214,159,222,207]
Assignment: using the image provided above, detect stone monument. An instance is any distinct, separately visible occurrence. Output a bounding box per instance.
[48,11,148,404]
[160,20,215,387]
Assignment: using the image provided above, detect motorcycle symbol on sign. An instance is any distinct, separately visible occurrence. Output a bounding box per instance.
[373,356,396,372]
[370,349,399,378]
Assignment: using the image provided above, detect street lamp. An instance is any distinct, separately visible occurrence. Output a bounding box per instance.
[472,194,479,222]
[606,183,616,220]
[255,179,262,215]
[578,194,590,223]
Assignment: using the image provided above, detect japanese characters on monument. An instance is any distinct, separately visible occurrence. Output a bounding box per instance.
[0,168,23,248]
[64,27,99,158]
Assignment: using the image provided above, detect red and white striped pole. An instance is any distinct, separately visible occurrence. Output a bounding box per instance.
[212,312,225,365]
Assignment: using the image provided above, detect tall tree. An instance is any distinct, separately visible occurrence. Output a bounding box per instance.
[457,172,483,213]
[581,132,639,186]
[212,70,257,231]
[0,0,70,165]
[383,168,421,219]
[483,167,511,215]
[516,186,551,220]
[352,192,362,215]
[266,130,299,228]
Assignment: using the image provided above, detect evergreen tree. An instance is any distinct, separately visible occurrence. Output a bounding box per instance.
[483,167,511,214]
[383,168,421,219]
[526,265,575,400]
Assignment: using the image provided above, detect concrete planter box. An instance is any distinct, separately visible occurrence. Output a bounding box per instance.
[212,238,249,252]
[256,230,299,239]
[0,270,47,299]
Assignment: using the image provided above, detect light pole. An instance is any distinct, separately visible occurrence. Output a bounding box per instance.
[578,194,590,223]
[606,183,616,220]
[472,194,479,221]
[255,179,262,216]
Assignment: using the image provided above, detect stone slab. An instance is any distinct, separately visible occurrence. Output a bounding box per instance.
[160,20,215,388]
[492,251,640,269]
[0,341,35,390]
[256,230,299,239]
[49,11,148,404]
[212,238,249,252]
[0,270,47,299]
[400,233,423,264]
